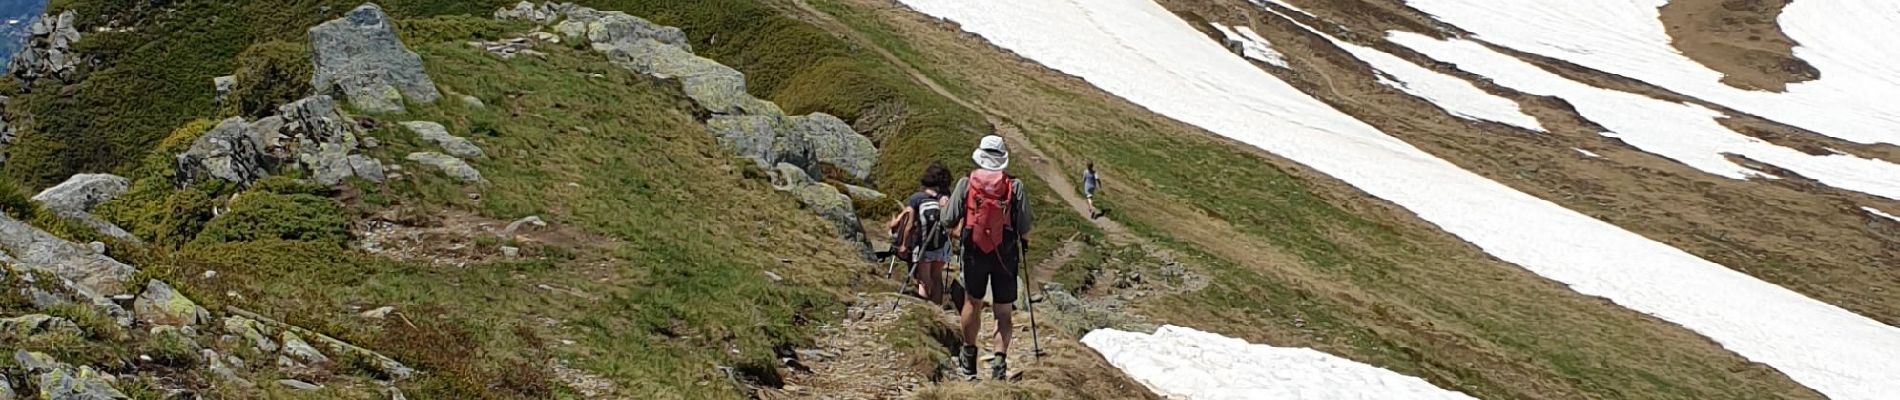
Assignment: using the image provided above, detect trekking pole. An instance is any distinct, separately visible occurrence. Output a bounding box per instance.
[1020,240,1042,360]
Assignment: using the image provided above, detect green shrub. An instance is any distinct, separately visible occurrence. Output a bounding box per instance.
[228,40,314,118]
[193,191,351,247]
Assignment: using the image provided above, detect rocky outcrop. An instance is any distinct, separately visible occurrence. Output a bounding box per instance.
[175,95,387,187]
[843,184,886,202]
[786,113,877,181]
[0,96,16,165]
[0,314,80,337]
[309,3,441,114]
[214,75,237,108]
[406,152,484,183]
[175,118,272,187]
[133,280,210,327]
[707,115,815,175]
[400,121,484,159]
[8,11,84,88]
[226,307,415,379]
[15,351,130,400]
[32,174,137,241]
[771,163,871,257]
[0,214,136,296]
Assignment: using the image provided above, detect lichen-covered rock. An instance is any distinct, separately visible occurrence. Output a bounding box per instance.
[406,152,484,183]
[785,113,878,181]
[599,39,779,116]
[707,115,815,176]
[14,351,129,400]
[347,154,387,183]
[133,280,208,327]
[0,314,79,336]
[584,12,690,52]
[214,75,237,106]
[309,3,441,113]
[32,174,136,241]
[280,331,331,365]
[493,1,555,24]
[1,374,14,399]
[400,121,484,158]
[0,214,136,296]
[769,163,871,258]
[222,316,278,353]
[175,117,271,187]
[201,349,253,388]
[843,184,885,202]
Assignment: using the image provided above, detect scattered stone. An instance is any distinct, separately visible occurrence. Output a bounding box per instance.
[500,216,547,238]
[0,314,79,336]
[1,374,14,399]
[360,306,395,319]
[348,154,388,183]
[459,94,485,108]
[133,280,209,327]
[280,95,366,185]
[214,75,237,106]
[400,121,484,158]
[9,11,84,88]
[763,271,783,282]
[281,331,332,365]
[223,316,278,353]
[309,3,442,113]
[405,152,484,183]
[494,1,557,24]
[499,246,521,258]
[202,349,253,388]
[228,307,415,379]
[15,351,129,400]
[0,213,137,296]
[769,163,870,259]
[360,136,381,148]
[175,117,271,187]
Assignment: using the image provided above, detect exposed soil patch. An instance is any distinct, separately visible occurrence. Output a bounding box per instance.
[354,207,611,267]
[1660,0,1818,92]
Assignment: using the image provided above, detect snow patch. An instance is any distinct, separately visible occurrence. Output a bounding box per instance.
[1083,326,1478,399]
[1208,22,1287,67]
[1403,0,1900,147]
[1388,33,1900,200]
[1866,207,1900,223]
[893,0,1900,398]
[1574,148,1601,159]
[1256,3,1543,131]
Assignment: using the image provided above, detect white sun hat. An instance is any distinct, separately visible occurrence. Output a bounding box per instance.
[972,135,1009,171]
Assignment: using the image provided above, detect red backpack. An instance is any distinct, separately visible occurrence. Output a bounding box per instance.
[963,170,1014,253]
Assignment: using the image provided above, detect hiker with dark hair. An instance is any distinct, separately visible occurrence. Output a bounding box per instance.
[1083,161,1102,219]
[885,161,954,304]
[943,134,1033,380]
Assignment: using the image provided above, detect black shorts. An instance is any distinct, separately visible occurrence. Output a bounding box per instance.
[961,235,1022,305]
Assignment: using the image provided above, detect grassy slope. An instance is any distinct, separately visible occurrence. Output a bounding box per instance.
[0,1,929,398]
[803,0,1821,398]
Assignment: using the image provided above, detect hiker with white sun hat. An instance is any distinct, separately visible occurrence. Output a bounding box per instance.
[943,134,1035,380]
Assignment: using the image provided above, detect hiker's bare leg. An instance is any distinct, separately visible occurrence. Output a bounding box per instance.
[961,296,985,346]
[923,262,945,304]
[993,303,1014,355]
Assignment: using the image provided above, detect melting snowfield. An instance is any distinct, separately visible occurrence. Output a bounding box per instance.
[1209,23,1286,68]
[1083,326,1477,399]
[1403,0,1900,147]
[894,0,1900,398]
[1386,32,1900,200]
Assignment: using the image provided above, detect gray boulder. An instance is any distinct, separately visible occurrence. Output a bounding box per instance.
[585,12,690,52]
[493,1,554,24]
[406,152,484,183]
[0,214,136,296]
[15,351,129,400]
[309,3,441,114]
[1,374,13,399]
[348,154,387,183]
[707,115,814,176]
[222,316,278,353]
[32,174,136,242]
[400,121,484,158]
[786,113,878,181]
[9,11,83,88]
[280,331,332,365]
[201,349,252,388]
[132,280,209,327]
[842,184,885,202]
[769,163,871,258]
[175,117,271,187]
[279,95,368,185]
[214,75,237,107]
[599,39,779,116]
[0,314,80,336]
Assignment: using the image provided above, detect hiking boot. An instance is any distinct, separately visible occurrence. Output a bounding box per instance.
[991,352,1008,380]
[958,345,979,376]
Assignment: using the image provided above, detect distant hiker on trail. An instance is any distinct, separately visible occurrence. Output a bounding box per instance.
[944,135,1034,380]
[886,161,954,305]
[1083,161,1102,219]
